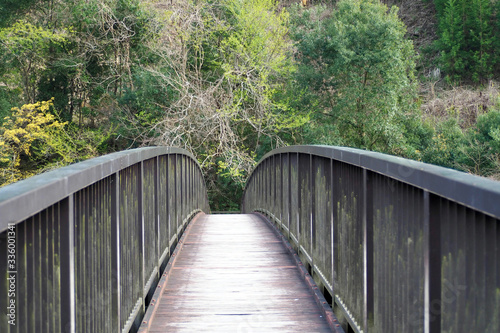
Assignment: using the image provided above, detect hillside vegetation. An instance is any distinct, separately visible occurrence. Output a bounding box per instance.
[1,0,499,209]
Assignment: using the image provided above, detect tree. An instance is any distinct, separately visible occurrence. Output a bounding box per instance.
[0,99,68,184]
[40,0,156,123]
[133,0,306,209]
[0,20,67,103]
[437,0,467,81]
[469,0,495,82]
[0,0,305,208]
[290,0,417,153]
[435,0,497,82]
[0,0,39,28]
[0,98,112,186]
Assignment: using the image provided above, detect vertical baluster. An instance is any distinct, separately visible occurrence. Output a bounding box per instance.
[363,169,374,332]
[111,172,120,332]
[60,196,75,333]
[424,191,441,333]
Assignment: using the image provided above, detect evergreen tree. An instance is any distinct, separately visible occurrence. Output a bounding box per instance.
[433,0,450,17]
[494,0,500,73]
[438,0,467,81]
[469,0,494,82]
[436,0,497,82]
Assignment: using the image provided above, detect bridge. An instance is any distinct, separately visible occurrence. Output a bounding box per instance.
[0,145,499,332]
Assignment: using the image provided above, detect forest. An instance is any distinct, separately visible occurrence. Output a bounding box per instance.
[1,0,499,210]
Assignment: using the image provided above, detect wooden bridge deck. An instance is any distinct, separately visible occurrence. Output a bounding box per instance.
[139,213,336,332]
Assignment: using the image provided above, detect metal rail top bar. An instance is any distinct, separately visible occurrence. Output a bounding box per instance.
[254,145,500,219]
[0,146,199,231]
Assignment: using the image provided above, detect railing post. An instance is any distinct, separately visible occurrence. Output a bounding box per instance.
[257,164,261,211]
[279,153,283,225]
[170,154,177,247]
[195,160,199,212]
[296,153,300,243]
[287,153,291,238]
[60,195,75,333]
[310,154,314,262]
[362,169,374,332]
[181,156,184,227]
[139,161,145,304]
[424,191,441,333]
[330,159,335,294]
[111,172,121,332]
[164,155,171,261]
[272,155,277,221]
[155,157,160,271]
[0,147,208,333]
[189,159,193,215]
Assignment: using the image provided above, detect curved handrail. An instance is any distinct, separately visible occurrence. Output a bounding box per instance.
[242,145,500,333]
[0,147,210,332]
[252,145,500,217]
[0,146,204,231]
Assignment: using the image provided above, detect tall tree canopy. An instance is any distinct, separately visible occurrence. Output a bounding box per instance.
[0,0,306,209]
[290,0,418,153]
[1,0,500,205]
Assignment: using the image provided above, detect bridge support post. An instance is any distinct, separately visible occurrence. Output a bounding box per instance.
[60,195,75,333]
[362,169,374,332]
[139,161,145,306]
[424,191,441,333]
[111,172,121,333]
[154,157,160,282]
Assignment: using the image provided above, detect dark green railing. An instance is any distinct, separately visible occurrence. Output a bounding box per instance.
[242,145,500,333]
[0,147,210,333]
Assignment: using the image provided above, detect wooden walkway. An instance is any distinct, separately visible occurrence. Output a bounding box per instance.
[139,213,339,332]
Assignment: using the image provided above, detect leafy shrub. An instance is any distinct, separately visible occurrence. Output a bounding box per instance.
[420,118,466,169]
[459,109,500,177]
[0,99,68,184]
[0,99,114,186]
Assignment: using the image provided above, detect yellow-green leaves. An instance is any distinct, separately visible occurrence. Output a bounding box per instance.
[0,99,68,185]
[0,21,68,102]
[0,20,67,54]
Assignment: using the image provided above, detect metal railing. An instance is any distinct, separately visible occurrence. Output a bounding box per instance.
[0,147,210,333]
[242,145,500,333]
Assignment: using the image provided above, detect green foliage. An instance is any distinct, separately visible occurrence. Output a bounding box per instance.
[208,162,245,212]
[0,99,114,186]
[403,92,500,178]
[420,118,466,169]
[0,99,69,184]
[437,0,467,81]
[398,112,435,160]
[12,0,305,205]
[136,0,307,208]
[0,0,39,28]
[0,20,67,102]
[469,0,495,82]
[216,0,305,145]
[211,0,308,188]
[290,0,418,153]
[458,109,500,177]
[433,0,451,17]
[496,1,500,72]
[2,0,497,207]
[436,0,498,82]
[0,87,21,124]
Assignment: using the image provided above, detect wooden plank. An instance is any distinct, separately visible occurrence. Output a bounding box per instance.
[143,214,335,332]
